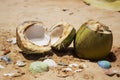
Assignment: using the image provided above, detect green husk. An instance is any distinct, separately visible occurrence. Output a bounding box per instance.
[51,23,76,51]
[74,20,113,60]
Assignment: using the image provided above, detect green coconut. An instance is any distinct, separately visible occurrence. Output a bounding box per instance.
[16,21,76,54]
[29,61,49,73]
[83,0,120,11]
[74,20,113,60]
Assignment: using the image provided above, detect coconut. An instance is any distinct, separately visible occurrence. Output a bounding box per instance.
[83,0,120,11]
[16,21,76,54]
[74,20,113,60]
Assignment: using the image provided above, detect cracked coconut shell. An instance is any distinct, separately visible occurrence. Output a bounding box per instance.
[74,20,113,60]
[16,21,76,54]
[83,0,120,11]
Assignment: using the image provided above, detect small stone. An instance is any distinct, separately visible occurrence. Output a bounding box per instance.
[63,68,72,71]
[16,60,26,67]
[43,59,57,67]
[0,64,5,69]
[98,60,111,69]
[58,62,68,66]
[7,38,16,44]
[62,9,68,12]
[3,72,23,77]
[29,61,49,73]
[0,55,12,63]
[69,63,79,67]
[74,69,83,73]
[104,69,116,76]
[104,69,120,77]
[4,49,11,55]
[3,73,15,77]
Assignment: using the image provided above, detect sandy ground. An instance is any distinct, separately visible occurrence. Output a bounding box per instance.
[0,0,120,80]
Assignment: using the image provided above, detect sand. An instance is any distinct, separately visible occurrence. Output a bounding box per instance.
[0,0,120,80]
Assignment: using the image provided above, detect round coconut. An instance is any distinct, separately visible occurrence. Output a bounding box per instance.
[16,21,76,54]
[74,20,113,60]
[83,0,120,11]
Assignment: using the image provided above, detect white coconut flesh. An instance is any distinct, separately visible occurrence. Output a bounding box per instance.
[49,25,63,45]
[86,21,112,34]
[24,23,63,46]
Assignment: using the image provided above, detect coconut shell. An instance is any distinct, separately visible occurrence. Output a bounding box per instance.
[16,21,76,54]
[16,21,51,54]
[51,22,76,51]
[83,0,120,11]
[74,20,113,60]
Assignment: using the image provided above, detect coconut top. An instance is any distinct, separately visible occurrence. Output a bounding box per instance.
[86,20,112,34]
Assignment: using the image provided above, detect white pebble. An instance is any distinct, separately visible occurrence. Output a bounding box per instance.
[43,59,57,67]
[7,38,16,44]
[16,61,26,67]
[69,63,79,67]
[0,65,5,69]
[4,73,15,77]
[74,69,83,72]
[63,68,72,71]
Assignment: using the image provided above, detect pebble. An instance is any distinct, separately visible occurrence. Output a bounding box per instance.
[104,69,116,76]
[62,9,68,12]
[69,63,79,67]
[58,62,68,66]
[7,38,16,44]
[29,61,49,73]
[63,68,72,71]
[104,69,120,77]
[4,72,15,77]
[16,60,26,67]
[3,49,11,55]
[0,64,5,69]
[74,69,83,72]
[43,59,57,67]
[98,60,111,69]
[0,55,12,63]
[3,71,25,77]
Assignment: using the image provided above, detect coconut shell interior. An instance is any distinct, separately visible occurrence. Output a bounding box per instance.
[24,23,64,46]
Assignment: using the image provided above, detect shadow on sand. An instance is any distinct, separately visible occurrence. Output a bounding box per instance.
[20,48,117,62]
[20,47,77,60]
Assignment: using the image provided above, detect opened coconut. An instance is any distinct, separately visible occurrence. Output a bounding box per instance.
[74,20,113,60]
[16,21,76,54]
[83,0,120,11]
